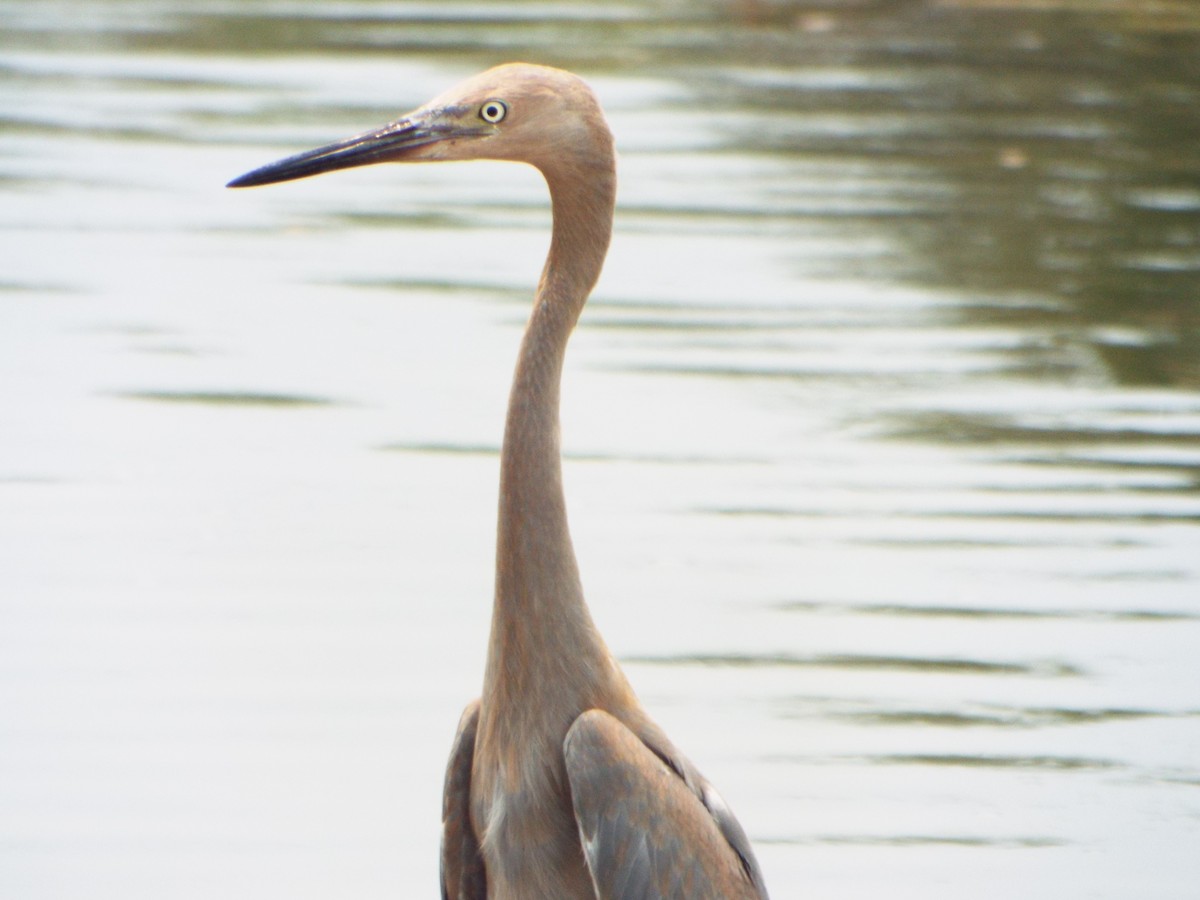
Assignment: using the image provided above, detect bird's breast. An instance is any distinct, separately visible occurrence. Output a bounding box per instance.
[472,740,595,898]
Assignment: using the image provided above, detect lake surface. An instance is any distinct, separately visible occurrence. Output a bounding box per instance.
[2,2,1199,898]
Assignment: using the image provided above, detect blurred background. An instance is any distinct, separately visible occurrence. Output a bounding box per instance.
[2,1,1199,898]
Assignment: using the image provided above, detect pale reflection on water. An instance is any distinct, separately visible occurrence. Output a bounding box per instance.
[2,2,1199,899]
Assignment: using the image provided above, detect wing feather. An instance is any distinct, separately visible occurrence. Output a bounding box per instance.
[563,709,768,900]
[440,700,487,900]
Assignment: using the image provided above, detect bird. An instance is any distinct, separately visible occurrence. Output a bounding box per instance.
[228,63,770,900]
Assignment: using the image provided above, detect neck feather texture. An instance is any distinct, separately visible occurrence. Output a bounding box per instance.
[481,157,618,719]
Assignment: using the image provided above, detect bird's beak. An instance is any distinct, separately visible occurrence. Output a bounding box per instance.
[226,108,483,188]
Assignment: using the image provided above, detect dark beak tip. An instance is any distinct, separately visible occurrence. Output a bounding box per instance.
[226,169,271,189]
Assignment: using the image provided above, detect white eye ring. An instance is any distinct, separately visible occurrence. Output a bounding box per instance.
[479,99,507,124]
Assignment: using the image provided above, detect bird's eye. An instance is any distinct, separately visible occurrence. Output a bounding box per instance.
[479,99,507,124]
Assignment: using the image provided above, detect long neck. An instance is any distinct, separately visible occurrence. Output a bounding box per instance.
[482,159,617,712]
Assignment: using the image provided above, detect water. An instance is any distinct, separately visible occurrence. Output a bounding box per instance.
[2,2,1199,898]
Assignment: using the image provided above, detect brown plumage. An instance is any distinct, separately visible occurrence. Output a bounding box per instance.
[229,63,769,900]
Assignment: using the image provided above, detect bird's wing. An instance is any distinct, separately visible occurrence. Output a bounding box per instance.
[440,700,487,900]
[563,709,769,900]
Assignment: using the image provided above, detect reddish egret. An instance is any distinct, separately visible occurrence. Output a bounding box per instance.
[229,63,769,900]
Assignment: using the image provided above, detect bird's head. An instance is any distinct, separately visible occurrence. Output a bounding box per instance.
[227,63,613,189]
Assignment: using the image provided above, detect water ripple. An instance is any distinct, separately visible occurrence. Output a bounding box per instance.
[627,652,1081,677]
